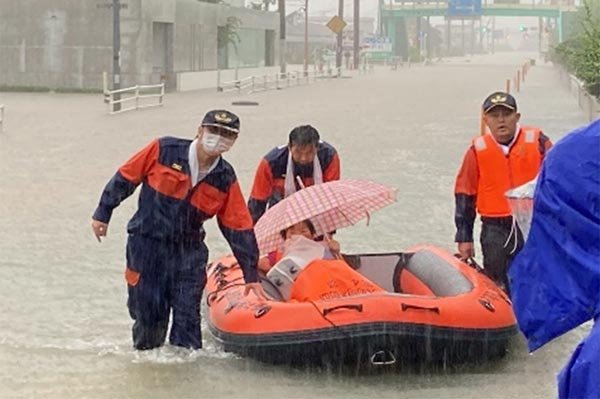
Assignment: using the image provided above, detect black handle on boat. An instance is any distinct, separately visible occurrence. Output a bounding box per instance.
[208,261,239,276]
[206,292,217,307]
[322,304,363,316]
[465,257,484,272]
[401,303,440,314]
[254,305,271,318]
[454,254,484,272]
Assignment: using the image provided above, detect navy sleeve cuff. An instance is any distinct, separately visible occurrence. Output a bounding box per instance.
[92,205,113,224]
[241,265,258,284]
[455,228,474,243]
[455,193,476,243]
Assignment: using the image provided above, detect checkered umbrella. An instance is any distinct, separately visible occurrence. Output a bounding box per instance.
[254,179,397,255]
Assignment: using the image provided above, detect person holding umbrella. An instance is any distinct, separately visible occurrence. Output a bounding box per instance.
[261,218,382,302]
[253,179,396,301]
[248,125,340,224]
[91,110,266,351]
[258,219,341,273]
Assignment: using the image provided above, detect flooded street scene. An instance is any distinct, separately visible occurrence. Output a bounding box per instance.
[1,0,599,398]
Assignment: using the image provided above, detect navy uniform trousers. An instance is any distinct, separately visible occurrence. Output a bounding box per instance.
[480,216,524,294]
[126,234,208,350]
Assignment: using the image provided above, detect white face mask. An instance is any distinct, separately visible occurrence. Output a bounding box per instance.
[283,235,326,261]
[201,132,235,154]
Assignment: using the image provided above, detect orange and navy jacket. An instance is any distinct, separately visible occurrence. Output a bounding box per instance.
[92,137,258,283]
[454,127,552,242]
[248,141,340,224]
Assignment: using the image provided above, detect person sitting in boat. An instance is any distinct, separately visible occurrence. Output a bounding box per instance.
[260,219,383,301]
[258,219,340,273]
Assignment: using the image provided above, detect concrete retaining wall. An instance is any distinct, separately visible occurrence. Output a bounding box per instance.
[558,67,600,122]
[0,0,278,91]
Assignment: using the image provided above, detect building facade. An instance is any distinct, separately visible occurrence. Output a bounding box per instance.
[0,0,279,90]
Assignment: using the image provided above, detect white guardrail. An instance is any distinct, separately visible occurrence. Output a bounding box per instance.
[0,104,4,133]
[218,69,337,94]
[218,58,373,94]
[103,72,165,115]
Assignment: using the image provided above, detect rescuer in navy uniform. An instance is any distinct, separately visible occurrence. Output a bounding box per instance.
[92,110,266,350]
[248,125,340,224]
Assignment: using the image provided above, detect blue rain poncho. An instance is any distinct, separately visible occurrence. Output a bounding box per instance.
[508,119,600,399]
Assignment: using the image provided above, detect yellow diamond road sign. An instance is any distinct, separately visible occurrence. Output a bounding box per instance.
[326,15,347,34]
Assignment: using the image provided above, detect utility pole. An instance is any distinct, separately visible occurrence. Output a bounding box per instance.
[416,16,422,59]
[446,19,451,55]
[279,0,286,73]
[336,0,344,74]
[479,19,484,52]
[461,18,465,55]
[378,0,383,36]
[470,18,475,55]
[112,0,121,112]
[426,16,431,59]
[491,16,496,54]
[304,0,308,75]
[353,0,360,69]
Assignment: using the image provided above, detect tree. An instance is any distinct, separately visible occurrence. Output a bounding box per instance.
[552,0,600,97]
[217,16,242,69]
[218,16,242,52]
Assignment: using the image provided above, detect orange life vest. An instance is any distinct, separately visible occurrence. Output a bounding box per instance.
[473,127,543,217]
[290,259,384,302]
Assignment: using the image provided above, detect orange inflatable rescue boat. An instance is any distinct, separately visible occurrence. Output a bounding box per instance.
[206,245,517,365]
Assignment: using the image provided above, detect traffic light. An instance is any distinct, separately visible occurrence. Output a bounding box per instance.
[519,25,527,32]
[481,27,488,33]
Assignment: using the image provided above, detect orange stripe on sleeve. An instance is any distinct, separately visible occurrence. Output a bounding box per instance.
[323,152,341,182]
[118,139,159,184]
[219,181,254,230]
[250,158,274,201]
[454,147,479,195]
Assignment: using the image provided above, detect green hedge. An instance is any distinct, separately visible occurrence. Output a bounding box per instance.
[551,0,600,97]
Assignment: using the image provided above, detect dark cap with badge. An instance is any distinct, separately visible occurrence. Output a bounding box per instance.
[201,110,240,133]
[482,92,518,114]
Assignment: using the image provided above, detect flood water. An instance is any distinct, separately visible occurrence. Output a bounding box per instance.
[0,52,591,398]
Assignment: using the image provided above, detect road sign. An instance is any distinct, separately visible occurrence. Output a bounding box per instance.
[363,36,392,53]
[448,0,482,17]
[326,15,347,35]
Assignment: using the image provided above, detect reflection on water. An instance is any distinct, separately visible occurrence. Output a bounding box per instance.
[0,52,589,399]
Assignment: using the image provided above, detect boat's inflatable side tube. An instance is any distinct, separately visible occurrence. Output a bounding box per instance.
[405,250,473,297]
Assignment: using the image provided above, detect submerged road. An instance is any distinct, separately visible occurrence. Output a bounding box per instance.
[0,51,589,398]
